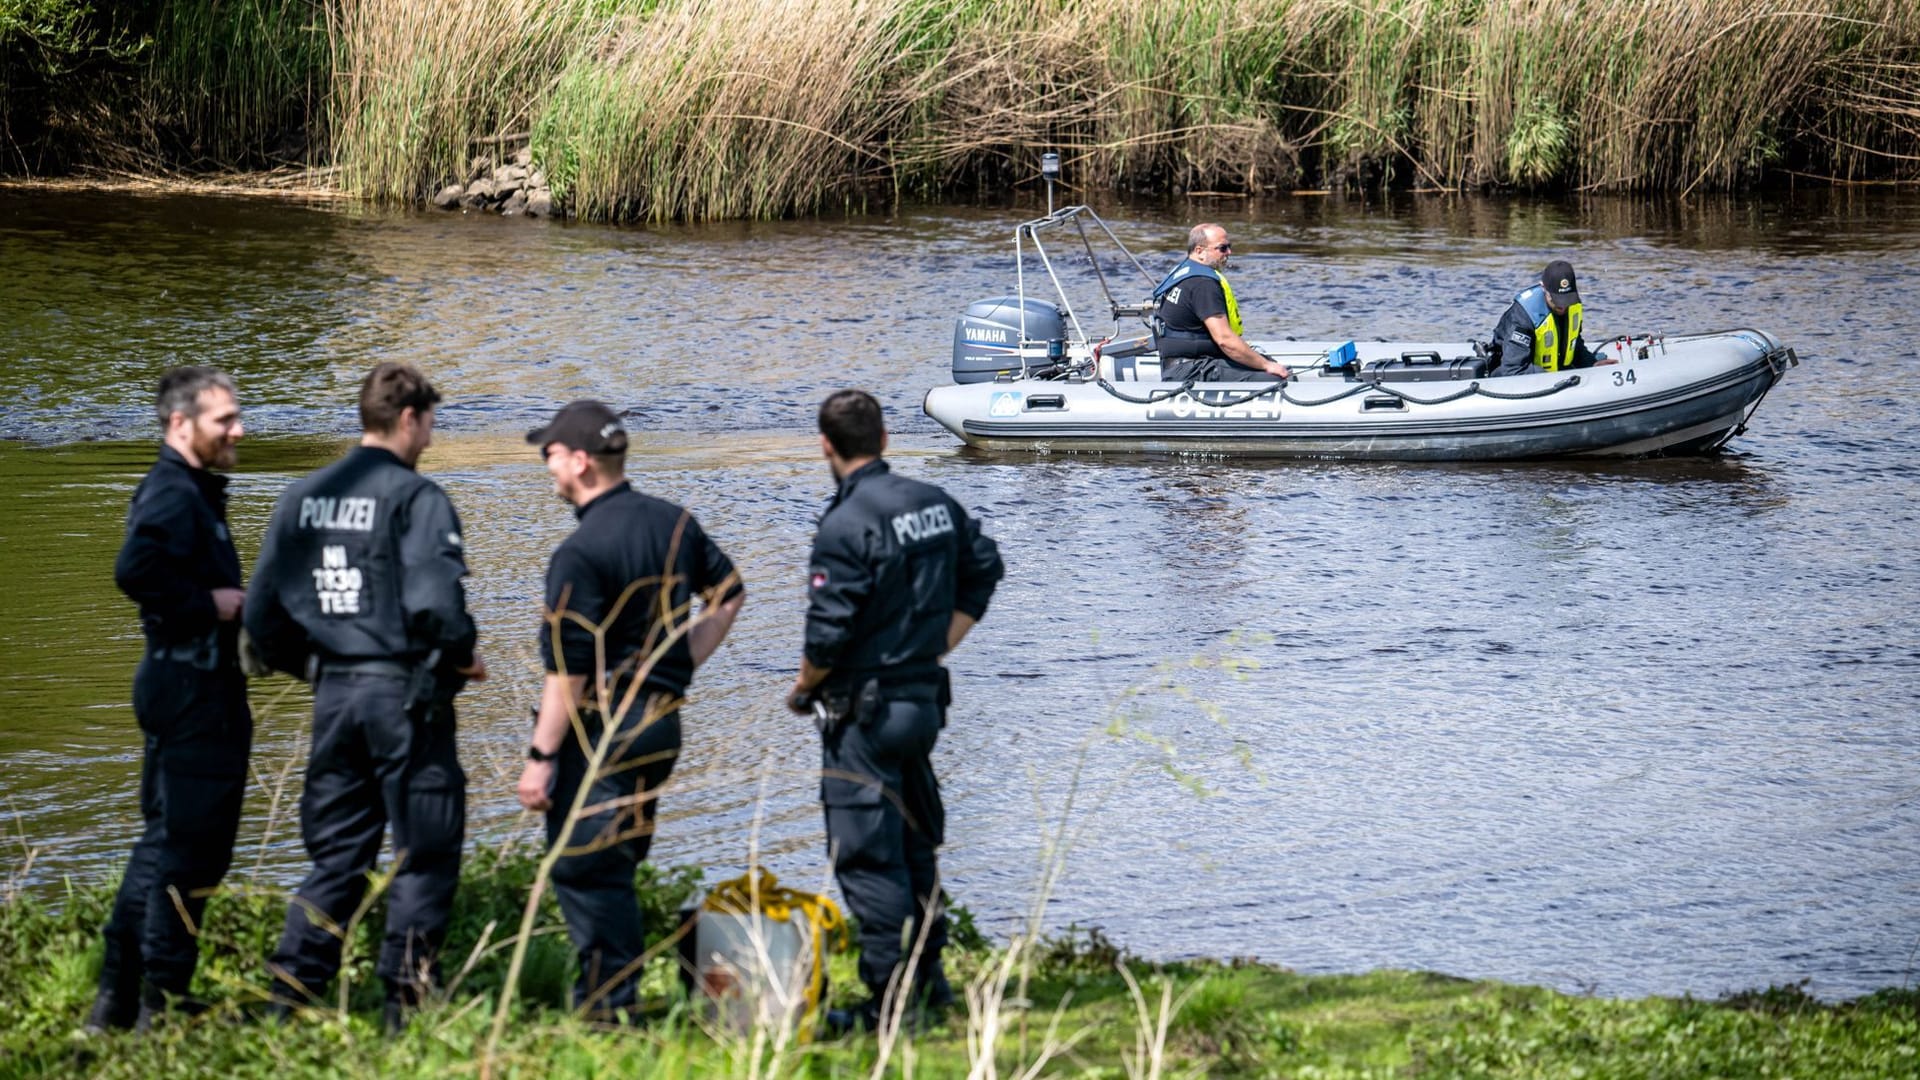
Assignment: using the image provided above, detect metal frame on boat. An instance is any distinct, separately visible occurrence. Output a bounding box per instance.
[924,203,1797,460]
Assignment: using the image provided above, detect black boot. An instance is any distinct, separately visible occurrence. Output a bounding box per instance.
[134,985,209,1032]
[83,989,139,1034]
[821,997,882,1038]
[382,980,425,1036]
[254,992,299,1025]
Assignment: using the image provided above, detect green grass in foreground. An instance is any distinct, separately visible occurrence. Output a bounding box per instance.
[1,851,1914,1078]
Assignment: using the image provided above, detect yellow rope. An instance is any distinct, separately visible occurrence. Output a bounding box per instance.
[700,868,848,1040]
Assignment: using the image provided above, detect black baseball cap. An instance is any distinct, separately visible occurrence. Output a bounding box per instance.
[1542,260,1581,305]
[526,399,629,454]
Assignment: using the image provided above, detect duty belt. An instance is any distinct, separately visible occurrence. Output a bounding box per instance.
[824,663,944,693]
[311,657,416,679]
[146,632,226,671]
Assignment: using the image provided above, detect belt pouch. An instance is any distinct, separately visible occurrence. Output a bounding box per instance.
[854,678,883,728]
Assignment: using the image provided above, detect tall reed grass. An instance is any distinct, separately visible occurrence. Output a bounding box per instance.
[321,0,1920,219]
[14,2,1920,216]
[147,0,330,167]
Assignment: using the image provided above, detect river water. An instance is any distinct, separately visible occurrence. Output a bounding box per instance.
[2,187,1915,1001]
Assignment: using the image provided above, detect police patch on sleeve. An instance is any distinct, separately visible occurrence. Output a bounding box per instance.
[809,567,828,589]
[1508,329,1531,346]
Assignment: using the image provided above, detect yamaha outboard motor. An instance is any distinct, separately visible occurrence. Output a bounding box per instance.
[952,296,1065,384]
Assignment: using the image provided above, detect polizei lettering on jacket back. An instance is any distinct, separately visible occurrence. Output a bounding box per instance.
[298,497,377,616]
[892,503,955,546]
[298,496,377,532]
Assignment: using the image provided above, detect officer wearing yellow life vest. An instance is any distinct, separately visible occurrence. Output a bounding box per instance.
[1150,223,1293,383]
[1489,259,1603,376]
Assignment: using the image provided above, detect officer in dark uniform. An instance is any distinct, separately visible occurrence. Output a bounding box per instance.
[88,366,252,1032]
[1151,222,1292,383]
[516,400,744,1019]
[787,390,1003,1033]
[1488,259,1603,377]
[243,362,484,1030]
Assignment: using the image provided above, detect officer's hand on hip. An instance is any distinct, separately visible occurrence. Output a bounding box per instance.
[212,587,245,622]
[517,761,554,812]
[459,652,488,682]
[237,628,273,679]
[786,681,814,716]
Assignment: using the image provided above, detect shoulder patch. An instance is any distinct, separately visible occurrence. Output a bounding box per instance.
[1508,329,1531,346]
[809,567,828,589]
[447,531,463,548]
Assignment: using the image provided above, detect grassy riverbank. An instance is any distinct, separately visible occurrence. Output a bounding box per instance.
[4,1,1919,220]
[1,851,1914,1078]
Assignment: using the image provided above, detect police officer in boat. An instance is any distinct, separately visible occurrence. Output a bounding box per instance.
[244,362,484,1032]
[1150,223,1293,383]
[787,390,1004,1034]
[88,366,253,1032]
[1488,260,1606,376]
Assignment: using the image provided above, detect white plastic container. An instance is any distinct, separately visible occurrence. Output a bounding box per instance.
[688,909,815,1036]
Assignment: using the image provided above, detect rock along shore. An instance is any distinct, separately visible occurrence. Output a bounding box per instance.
[431,143,559,219]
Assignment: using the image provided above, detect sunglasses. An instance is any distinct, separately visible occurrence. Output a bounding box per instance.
[1213,242,1233,252]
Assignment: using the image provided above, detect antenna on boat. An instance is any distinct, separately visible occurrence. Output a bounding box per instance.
[1040,152,1060,215]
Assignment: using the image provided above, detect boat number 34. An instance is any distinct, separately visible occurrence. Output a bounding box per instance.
[1612,369,1637,386]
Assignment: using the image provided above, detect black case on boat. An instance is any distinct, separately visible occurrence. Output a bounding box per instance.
[1364,352,1491,382]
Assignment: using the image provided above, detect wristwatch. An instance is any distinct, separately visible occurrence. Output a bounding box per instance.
[527,743,559,763]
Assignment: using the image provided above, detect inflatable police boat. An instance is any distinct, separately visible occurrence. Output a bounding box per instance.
[922,205,1796,460]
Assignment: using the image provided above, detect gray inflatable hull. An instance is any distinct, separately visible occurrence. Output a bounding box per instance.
[923,330,1795,460]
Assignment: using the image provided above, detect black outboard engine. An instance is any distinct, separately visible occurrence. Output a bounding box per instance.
[952,296,1065,383]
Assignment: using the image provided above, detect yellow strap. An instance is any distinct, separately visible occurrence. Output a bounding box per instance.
[700,869,849,1041]
[1218,271,1244,337]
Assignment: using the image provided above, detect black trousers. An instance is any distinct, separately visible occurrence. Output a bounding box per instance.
[544,705,680,1014]
[270,670,465,998]
[1160,355,1284,383]
[100,656,251,999]
[820,683,949,1006]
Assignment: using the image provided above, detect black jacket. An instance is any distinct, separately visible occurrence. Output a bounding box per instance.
[803,460,1003,685]
[245,446,475,675]
[115,445,243,650]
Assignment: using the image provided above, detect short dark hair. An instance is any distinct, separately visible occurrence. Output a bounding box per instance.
[818,389,884,459]
[359,362,442,434]
[154,366,236,429]
[589,449,627,479]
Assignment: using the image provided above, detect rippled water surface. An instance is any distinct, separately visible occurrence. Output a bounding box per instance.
[2,187,1915,1000]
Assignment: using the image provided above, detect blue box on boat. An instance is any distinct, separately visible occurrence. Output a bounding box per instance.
[1326,341,1358,370]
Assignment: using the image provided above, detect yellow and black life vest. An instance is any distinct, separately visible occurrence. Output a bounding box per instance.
[1515,285,1583,372]
[1153,259,1243,336]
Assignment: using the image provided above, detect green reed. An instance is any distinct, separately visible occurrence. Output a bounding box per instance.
[146,0,330,168]
[8,1,1920,215]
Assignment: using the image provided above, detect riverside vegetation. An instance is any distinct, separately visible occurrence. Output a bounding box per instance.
[3,0,1919,221]
[3,847,1918,1078]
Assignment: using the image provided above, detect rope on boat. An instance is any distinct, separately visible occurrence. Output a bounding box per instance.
[1468,375,1583,400]
[1718,346,1797,448]
[1093,377,1200,405]
[1092,373,1581,408]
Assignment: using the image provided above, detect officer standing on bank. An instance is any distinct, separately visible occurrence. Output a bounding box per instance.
[87,367,252,1033]
[787,390,1003,1034]
[243,362,484,1031]
[516,400,744,1019]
